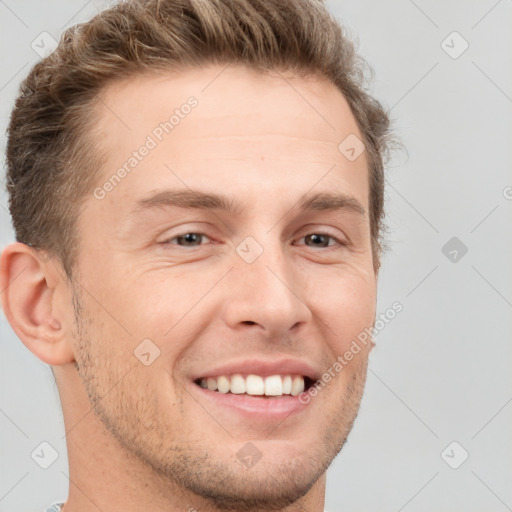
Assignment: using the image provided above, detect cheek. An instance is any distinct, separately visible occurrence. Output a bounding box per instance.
[308,269,376,324]
[78,263,188,341]
[128,276,216,342]
[309,267,376,347]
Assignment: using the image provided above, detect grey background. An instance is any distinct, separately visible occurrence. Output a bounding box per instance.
[1,1,511,511]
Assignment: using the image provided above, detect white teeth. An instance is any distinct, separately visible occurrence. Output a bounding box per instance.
[283,375,292,394]
[246,375,265,395]
[207,377,218,391]
[198,374,307,397]
[264,375,283,396]
[230,374,246,394]
[291,375,305,396]
[217,375,230,394]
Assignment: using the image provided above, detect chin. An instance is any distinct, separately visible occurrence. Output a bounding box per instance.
[177,450,329,511]
[139,424,346,512]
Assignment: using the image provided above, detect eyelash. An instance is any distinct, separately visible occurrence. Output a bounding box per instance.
[162,232,347,249]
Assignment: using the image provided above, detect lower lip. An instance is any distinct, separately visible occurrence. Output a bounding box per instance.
[191,383,311,420]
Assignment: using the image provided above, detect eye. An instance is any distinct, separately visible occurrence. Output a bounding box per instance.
[297,233,346,249]
[163,232,212,247]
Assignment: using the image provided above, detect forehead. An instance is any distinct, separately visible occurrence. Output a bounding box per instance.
[89,64,369,211]
[96,63,354,125]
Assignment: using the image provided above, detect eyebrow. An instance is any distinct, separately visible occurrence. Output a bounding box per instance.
[298,192,366,216]
[131,189,366,217]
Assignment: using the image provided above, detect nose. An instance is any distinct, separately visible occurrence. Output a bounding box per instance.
[221,239,312,337]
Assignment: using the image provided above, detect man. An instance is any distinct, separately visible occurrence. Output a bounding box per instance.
[1,0,391,510]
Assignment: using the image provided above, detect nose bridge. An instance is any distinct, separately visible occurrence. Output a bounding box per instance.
[223,232,311,333]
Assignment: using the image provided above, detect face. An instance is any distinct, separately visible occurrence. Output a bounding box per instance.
[70,64,377,510]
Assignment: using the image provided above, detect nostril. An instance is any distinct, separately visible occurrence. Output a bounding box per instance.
[242,321,257,325]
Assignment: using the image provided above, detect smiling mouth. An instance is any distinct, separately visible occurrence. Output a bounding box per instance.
[194,374,315,397]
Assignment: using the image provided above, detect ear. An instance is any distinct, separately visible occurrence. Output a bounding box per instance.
[0,242,75,365]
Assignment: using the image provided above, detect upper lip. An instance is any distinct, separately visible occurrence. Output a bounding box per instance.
[191,358,320,382]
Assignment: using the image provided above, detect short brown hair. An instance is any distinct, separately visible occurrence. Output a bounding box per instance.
[6,0,391,278]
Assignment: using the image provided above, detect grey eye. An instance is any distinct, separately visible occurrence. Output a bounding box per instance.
[303,234,334,248]
[170,233,208,246]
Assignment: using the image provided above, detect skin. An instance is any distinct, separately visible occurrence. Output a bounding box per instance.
[0,63,377,512]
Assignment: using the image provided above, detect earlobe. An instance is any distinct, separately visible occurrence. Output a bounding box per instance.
[0,242,75,365]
